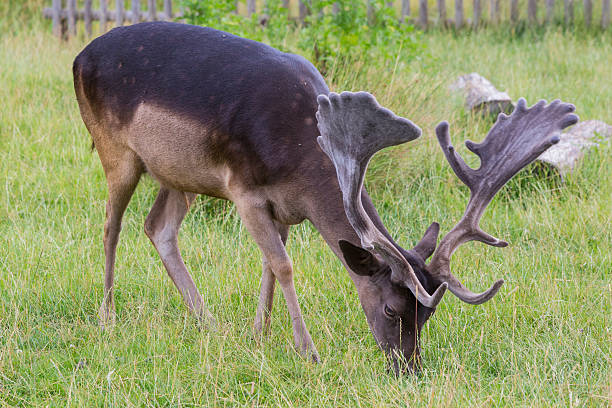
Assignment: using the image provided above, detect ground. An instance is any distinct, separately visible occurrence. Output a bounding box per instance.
[0,2,610,406]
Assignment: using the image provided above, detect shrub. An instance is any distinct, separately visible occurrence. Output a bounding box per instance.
[180,0,423,71]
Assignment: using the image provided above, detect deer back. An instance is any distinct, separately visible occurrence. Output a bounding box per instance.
[73,22,330,193]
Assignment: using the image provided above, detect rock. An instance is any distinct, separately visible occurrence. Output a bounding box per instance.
[535,120,611,178]
[450,73,514,116]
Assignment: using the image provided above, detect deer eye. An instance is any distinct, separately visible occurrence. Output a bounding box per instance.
[383,305,397,319]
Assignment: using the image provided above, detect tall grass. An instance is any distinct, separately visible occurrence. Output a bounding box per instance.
[0,3,610,407]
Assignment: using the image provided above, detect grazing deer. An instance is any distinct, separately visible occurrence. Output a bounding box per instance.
[73,21,578,373]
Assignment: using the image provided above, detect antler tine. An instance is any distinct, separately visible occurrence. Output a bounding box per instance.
[429,98,578,305]
[316,91,447,308]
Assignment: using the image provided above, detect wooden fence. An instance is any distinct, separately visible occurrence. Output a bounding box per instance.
[44,0,611,39]
[43,0,178,38]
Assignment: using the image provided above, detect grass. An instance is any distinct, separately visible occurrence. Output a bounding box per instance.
[1,3,611,407]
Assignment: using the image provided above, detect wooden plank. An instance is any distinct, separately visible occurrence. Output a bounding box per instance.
[564,0,573,25]
[116,0,124,26]
[100,0,108,32]
[528,0,538,24]
[546,0,555,23]
[247,0,256,15]
[84,0,93,35]
[401,0,410,21]
[473,0,481,26]
[437,0,446,24]
[455,0,463,28]
[52,0,62,38]
[490,0,500,23]
[299,0,309,22]
[67,0,76,36]
[148,0,156,21]
[42,7,185,23]
[131,0,140,23]
[583,0,592,26]
[419,0,428,28]
[603,0,611,28]
[164,0,172,20]
[511,0,519,22]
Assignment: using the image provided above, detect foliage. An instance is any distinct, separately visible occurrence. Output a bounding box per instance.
[179,0,291,49]
[1,7,611,407]
[180,0,423,70]
[298,0,421,69]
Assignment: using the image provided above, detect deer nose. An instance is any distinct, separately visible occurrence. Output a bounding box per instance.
[386,348,420,376]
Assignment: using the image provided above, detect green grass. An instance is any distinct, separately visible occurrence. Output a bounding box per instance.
[1,4,611,407]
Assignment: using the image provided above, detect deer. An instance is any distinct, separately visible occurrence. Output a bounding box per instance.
[73,21,578,374]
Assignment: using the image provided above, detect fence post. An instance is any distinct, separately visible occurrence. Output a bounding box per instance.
[84,0,93,35]
[546,0,555,23]
[148,0,156,21]
[67,0,76,36]
[132,0,140,23]
[419,0,428,28]
[603,0,611,28]
[473,0,481,26]
[116,0,124,26]
[564,0,573,25]
[455,0,463,28]
[299,0,309,23]
[528,0,537,24]
[401,0,410,21]
[52,0,62,38]
[100,0,108,33]
[490,0,499,23]
[367,0,374,24]
[164,0,172,20]
[510,0,519,22]
[583,0,592,26]
[437,0,446,24]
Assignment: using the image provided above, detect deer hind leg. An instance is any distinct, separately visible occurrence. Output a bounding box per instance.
[254,223,289,337]
[144,187,215,327]
[99,150,143,328]
[236,202,319,362]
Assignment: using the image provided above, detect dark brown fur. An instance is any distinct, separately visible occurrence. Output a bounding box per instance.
[75,22,439,371]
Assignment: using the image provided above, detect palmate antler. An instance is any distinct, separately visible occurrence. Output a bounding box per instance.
[316,91,448,308]
[427,98,578,304]
[317,92,578,309]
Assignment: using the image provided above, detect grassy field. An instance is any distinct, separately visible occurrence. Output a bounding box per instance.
[1,2,611,407]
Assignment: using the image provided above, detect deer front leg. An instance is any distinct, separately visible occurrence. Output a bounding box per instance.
[144,187,216,328]
[236,202,319,362]
[254,224,289,337]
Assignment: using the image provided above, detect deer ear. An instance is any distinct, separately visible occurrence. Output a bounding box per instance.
[339,240,383,276]
[412,222,440,261]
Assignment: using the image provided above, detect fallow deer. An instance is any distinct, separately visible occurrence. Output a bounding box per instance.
[73,21,578,373]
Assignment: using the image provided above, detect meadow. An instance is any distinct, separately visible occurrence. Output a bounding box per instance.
[0,1,610,406]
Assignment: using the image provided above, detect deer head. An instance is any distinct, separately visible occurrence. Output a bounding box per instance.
[317,92,578,374]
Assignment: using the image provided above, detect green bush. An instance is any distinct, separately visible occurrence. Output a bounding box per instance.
[179,0,423,71]
[299,0,422,69]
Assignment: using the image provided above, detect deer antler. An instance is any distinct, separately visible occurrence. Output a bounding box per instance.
[316,91,448,308]
[429,98,578,304]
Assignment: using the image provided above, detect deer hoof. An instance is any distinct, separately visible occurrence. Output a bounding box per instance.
[97,304,116,330]
[195,309,217,332]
